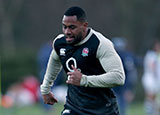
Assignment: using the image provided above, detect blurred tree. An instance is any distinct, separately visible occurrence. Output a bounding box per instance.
[0,0,24,56]
[143,0,160,50]
[1,0,160,102]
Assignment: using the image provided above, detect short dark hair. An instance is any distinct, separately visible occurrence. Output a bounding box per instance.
[64,6,87,22]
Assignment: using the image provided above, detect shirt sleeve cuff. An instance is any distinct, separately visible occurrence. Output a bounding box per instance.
[80,74,88,87]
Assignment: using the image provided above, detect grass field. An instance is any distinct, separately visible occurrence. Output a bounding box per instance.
[0,102,144,115]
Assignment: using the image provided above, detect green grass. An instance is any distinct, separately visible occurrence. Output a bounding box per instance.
[0,102,144,115]
[0,103,64,115]
[127,102,144,115]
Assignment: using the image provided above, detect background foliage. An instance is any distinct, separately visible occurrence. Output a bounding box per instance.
[1,0,160,102]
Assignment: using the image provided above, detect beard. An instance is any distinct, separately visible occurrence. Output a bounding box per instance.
[66,32,83,45]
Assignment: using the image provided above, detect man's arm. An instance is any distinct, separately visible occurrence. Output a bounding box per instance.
[40,48,61,94]
[80,38,125,87]
[40,45,61,104]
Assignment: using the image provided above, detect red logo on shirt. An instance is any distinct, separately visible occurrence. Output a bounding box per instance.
[82,48,89,57]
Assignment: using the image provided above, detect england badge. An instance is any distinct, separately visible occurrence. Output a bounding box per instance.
[82,48,89,57]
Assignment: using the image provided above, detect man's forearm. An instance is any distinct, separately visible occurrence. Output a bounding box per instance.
[40,50,61,94]
[80,70,125,87]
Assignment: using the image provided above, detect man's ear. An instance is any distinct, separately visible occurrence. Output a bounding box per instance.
[83,22,88,28]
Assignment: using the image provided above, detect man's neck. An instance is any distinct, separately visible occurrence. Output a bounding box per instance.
[82,28,90,40]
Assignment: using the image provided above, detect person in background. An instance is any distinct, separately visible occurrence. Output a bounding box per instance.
[112,37,139,115]
[5,75,39,107]
[142,40,160,115]
[40,6,125,115]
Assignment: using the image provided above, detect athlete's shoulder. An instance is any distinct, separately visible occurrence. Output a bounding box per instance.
[91,29,113,47]
[91,29,116,58]
[52,34,65,47]
[54,34,65,43]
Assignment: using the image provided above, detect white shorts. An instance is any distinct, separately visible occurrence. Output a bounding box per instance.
[142,74,159,94]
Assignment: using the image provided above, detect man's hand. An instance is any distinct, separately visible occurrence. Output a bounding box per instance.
[66,65,82,86]
[42,92,58,105]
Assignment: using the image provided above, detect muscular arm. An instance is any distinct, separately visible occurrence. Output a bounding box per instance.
[80,38,125,88]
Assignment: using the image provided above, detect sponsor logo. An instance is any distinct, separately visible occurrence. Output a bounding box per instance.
[60,48,66,56]
[66,57,77,72]
[66,57,81,72]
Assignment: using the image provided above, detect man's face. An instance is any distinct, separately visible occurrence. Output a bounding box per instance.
[62,15,87,45]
